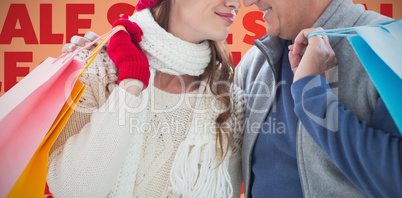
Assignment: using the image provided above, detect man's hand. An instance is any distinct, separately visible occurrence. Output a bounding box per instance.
[288,27,338,82]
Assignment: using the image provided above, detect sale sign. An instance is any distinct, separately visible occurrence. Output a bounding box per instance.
[0,1,401,197]
[0,0,401,96]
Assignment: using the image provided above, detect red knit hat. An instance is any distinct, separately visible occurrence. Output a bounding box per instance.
[136,0,159,11]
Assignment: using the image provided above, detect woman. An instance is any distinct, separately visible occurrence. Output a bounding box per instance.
[47,0,246,197]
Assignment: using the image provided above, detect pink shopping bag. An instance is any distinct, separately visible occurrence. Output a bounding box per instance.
[0,26,126,198]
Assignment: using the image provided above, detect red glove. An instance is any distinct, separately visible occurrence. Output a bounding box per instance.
[107,15,150,88]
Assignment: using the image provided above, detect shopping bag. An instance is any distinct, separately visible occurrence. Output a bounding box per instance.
[0,26,126,198]
[308,19,402,134]
[7,80,85,198]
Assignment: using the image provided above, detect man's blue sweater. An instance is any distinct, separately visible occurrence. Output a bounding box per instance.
[250,41,303,197]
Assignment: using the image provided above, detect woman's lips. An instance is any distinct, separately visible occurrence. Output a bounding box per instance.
[215,12,235,24]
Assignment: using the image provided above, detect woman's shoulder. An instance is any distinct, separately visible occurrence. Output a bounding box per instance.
[76,48,117,84]
[74,47,119,107]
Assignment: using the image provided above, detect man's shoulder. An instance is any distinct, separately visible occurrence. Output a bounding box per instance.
[355,9,393,26]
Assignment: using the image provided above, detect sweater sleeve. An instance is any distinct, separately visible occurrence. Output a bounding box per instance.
[291,75,402,197]
[47,86,147,197]
[228,84,247,198]
[49,47,118,156]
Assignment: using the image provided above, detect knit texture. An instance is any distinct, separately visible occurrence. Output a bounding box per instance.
[48,85,146,197]
[133,85,197,197]
[49,48,118,156]
[47,34,246,198]
[130,9,212,76]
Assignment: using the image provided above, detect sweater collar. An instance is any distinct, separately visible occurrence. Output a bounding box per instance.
[130,9,212,76]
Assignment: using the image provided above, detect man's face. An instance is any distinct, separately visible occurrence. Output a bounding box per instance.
[243,0,317,40]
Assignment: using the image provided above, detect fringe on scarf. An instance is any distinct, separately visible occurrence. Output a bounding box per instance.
[167,82,233,198]
[168,139,233,198]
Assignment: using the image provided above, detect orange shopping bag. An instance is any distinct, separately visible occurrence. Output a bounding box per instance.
[0,26,126,198]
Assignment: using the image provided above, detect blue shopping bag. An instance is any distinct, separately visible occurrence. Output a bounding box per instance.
[309,19,402,134]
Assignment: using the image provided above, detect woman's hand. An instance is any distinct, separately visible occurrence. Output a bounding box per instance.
[61,31,100,53]
[107,15,150,92]
[288,27,338,83]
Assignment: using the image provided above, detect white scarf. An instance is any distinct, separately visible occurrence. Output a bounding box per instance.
[129,9,212,76]
[110,9,233,198]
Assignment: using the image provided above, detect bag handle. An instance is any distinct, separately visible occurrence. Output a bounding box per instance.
[308,27,356,39]
[51,26,128,81]
[64,26,127,63]
[307,19,401,40]
[77,26,128,80]
[52,26,127,64]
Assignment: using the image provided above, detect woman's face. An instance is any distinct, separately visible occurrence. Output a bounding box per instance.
[169,0,240,44]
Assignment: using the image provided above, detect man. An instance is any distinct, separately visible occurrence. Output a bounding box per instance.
[235,0,402,197]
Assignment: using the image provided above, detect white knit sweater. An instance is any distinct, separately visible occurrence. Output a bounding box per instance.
[47,35,246,198]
